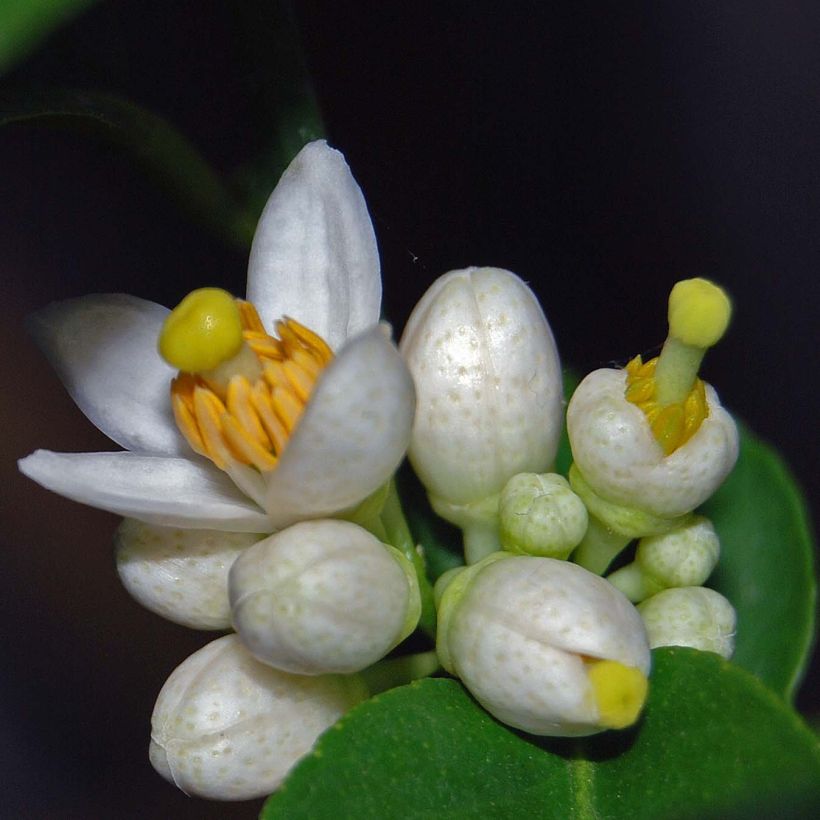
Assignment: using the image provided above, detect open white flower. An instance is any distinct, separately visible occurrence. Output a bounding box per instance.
[18,141,415,535]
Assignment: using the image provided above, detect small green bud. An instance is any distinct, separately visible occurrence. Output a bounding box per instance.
[638,586,736,658]
[637,515,720,588]
[499,473,587,558]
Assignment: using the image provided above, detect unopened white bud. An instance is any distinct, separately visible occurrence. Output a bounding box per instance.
[638,586,736,659]
[149,634,367,800]
[115,518,260,629]
[499,473,588,558]
[437,553,650,736]
[637,516,720,588]
[400,267,563,518]
[229,519,421,675]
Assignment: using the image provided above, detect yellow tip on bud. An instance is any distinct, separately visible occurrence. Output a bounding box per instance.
[159,288,243,373]
[667,278,732,349]
[587,659,648,730]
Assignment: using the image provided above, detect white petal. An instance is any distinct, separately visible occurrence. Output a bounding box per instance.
[246,141,381,349]
[18,450,272,532]
[28,294,186,455]
[263,326,415,528]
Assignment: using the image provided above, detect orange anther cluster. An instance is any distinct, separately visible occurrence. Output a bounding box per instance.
[624,355,708,456]
[170,300,333,472]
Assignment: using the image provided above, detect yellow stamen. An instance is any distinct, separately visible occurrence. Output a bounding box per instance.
[167,292,333,473]
[586,659,648,730]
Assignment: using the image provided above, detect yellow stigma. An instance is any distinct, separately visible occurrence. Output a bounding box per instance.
[159,288,243,373]
[587,659,648,730]
[166,297,333,473]
[668,278,732,348]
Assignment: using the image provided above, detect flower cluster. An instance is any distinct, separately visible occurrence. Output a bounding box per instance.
[19,142,740,802]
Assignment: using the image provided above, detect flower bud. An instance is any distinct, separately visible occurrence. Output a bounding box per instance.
[229,519,421,675]
[149,634,367,800]
[400,267,563,524]
[436,553,650,736]
[638,586,736,659]
[637,516,720,588]
[115,518,260,629]
[567,367,738,519]
[499,473,588,558]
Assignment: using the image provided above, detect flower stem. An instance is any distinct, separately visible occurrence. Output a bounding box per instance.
[572,515,631,575]
[381,478,437,637]
[463,521,502,565]
[606,562,662,603]
[360,651,440,695]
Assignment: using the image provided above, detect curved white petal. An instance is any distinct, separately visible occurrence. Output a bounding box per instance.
[246,141,381,349]
[263,326,415,528]
[28,294,186,456]
[18,450,272,532]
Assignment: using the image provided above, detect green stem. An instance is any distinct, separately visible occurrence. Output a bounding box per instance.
[572,515,631,575]
[606,562,662,603]
[463,521,502,565]
[360,651,440,696]
[381,479,436,638]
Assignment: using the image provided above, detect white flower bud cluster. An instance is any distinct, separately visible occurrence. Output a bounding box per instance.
[117,516,420,801]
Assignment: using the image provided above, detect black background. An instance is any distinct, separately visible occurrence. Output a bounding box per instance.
[1,2,818,816]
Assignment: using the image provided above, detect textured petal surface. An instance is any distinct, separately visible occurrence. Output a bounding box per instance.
[115,519,262,629]
[230,520,414,675]
[150,634,367,800]
[567,368,739,517]
[400,267,563,506]
[262,326,415,528]
[18,450,272,532]
[28,294,186,455]
[246,141,381,349]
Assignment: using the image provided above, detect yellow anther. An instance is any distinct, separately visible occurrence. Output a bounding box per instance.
[166,298,333,475]
[668,278,732,348]
[159,288,243,373]
[586,659,648,730]
[650,404,686,456]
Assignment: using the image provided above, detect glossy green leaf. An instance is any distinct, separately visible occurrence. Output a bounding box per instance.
[263,648,820,819]
[0,89,255,248]
[0,0,96,74]
[702,425,816,701]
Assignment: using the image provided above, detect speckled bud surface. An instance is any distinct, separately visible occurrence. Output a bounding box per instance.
[638,586,736,658]
[438,554,650,736]
[567,368,738,518]
[637,516,720,588]
[149,634,367,800]
[499,473,588,557]
[400,267,563,509]
[115,518,261,629]
[230,519,420,675]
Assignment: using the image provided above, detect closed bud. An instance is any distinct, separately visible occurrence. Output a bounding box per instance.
[115,518,260,629]
[149,634,367,800]
[499,473,588,558]
[638,586,736,658]
[436,553,650,736]
[400,267,563,562]
[229,519,421,675]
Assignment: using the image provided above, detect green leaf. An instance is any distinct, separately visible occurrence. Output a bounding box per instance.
[702,426,816,701]
[263,648,820,819]
[0,89,255,248]
[0,0,96,74]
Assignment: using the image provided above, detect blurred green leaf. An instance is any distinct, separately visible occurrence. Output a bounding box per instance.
[264,648,820,819]
[0,88,255,247]
[704,426,816,701]
[0,0,96,74]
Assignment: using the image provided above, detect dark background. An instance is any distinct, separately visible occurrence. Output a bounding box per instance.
[1,1,817,816]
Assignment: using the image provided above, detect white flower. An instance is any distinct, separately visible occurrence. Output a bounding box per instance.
[229,519,421,675]
[399,267,562,562]
[567,367,737,519]
[18,141,415,537]
[149,633,367,800]
[436,553,651,736]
